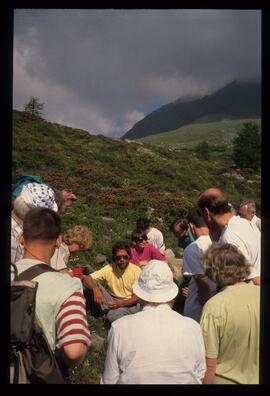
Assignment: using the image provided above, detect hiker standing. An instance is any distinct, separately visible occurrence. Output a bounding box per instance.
[11,182,58,272]
[13,208,91,380]
[182,208,216,323]
[200,243,260,384]
[101,260,206,384]
[198,187,260,285]
[238,199,261,232]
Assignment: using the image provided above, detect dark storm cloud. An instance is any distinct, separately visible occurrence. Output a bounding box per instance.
[13,9,261,136]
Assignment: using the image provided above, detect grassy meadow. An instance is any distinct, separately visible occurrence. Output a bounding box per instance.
[138,118,261,150]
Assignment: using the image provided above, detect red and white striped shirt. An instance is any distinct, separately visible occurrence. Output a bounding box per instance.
[56,291,92,349]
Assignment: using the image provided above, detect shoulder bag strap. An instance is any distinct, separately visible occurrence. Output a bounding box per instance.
[17,264,58,281]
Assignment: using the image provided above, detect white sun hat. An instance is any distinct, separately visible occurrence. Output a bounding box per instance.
[20,182,58,212]
[133,260,179,303]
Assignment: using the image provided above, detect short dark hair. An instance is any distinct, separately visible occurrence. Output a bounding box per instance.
[170,218,188,233]
[112,241,131,260]
[187,207,207,228]
[23,208,61,242]
[136,217,150,231]
[198,192,231,215]
[131,229,148,242]
[203,243,251,287]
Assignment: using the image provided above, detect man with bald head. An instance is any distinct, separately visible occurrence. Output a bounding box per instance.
[198,188,260,285]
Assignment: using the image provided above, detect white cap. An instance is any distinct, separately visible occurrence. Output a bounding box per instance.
[133,260,179,303]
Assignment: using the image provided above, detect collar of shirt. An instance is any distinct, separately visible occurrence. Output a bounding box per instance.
[14,258,47,276]
[11,211,23,226]
[142,303,172,312]
[112,262,131,274]
[219,215,236,240]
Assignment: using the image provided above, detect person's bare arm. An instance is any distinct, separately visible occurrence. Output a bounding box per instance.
[202,357,217,384]
[108,294,139,310]
[59,343,87,368]
[251,276,260,286]
[181,287,189,298]
[82,275,104,304]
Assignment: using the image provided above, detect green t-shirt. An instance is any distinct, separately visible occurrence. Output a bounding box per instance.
[200,282,260,384]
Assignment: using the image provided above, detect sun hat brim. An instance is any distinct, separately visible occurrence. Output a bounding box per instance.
[133,279,179,303]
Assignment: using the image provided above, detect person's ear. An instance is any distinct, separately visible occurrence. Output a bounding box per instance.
[189,223,195,235]
[202,207,211,221]
[55,235,62,248]
[19,232,24,246]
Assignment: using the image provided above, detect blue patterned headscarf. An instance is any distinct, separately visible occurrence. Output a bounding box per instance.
[19,182,58,212]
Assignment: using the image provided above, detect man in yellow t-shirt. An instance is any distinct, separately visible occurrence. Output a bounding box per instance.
[200,243,260,384]
[83,241,141,323]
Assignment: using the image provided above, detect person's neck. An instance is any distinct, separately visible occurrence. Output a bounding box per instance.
[215,212,233,229]
[194,227,209,238]
[135,245,144,253]
[23,244,52,265]
[12,210,23,225]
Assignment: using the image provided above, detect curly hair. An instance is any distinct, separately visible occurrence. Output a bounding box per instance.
[202,243,251,287]
[112,241,131,260]
[63,225,93,250]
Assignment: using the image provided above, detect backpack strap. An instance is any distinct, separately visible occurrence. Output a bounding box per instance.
[11,263,18,280]
[16,264,58,282]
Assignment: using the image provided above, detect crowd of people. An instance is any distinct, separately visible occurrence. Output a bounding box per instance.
[10,176,261,384]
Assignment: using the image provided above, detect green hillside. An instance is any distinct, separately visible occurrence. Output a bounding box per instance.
[13,110,261,264]
[138,118,261,149]
[12,110,261,383]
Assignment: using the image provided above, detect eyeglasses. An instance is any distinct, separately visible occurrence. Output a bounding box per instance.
[136,238,146,243]
[115,255,129,260]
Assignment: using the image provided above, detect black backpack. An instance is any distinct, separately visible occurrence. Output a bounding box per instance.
[10,263,70,384]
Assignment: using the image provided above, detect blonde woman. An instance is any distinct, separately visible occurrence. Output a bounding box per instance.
[50,225,92,275]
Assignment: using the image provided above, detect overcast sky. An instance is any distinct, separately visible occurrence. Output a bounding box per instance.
[13,9,261,137]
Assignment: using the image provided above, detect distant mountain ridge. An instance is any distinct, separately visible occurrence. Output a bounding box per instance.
[122,80,261,139]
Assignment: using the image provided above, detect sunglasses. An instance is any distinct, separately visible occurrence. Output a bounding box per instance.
[136,238,146,243]
[115,255,129,260]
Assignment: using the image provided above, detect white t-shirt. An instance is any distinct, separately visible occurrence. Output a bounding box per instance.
[219,215,261,280]
[50,242,70,271]
[147,227,165,250]
[101,304,206,384]
[183,235,216,322]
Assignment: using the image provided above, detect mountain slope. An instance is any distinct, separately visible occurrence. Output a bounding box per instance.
[122,80,261,139]
[139,118,261,149]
